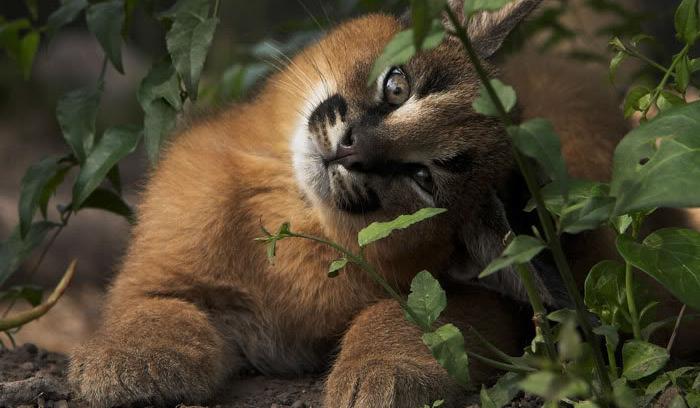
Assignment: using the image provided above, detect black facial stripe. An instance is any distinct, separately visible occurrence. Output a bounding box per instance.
[417,70,456,98]
[433,151,472,173]
[337,186,380,214]
[309,94,348,130]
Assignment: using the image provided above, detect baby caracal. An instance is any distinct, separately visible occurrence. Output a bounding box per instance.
[69,0,644,406]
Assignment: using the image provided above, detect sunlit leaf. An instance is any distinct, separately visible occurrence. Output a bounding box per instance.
[464,0,514,18]
[422,323,470,387]
[622,340,670,381]
[405,270,446,330]
[357,207,446,247]
[479,235,546,278]
[327,258,347,277]
[473,79,517,117]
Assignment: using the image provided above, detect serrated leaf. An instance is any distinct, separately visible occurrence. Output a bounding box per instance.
[617,228,700,311]
[81,188,134,223]
[508,119,569,199]
[479,235,546,278]
[357,207,446,247]
[165,0,218,99]
[675,0,700,44]
[18,30,38,79]
[56,86,102,163]
[86,0,125,73]
[367,22,444,85]
[0,222,58,287]
[473,79,516,117]
[328,258,347,277]
[464,0,514,18]
[422,323,470,387]
[611,102,700,214]
[18,156,62,238]
[73,126,142,208]
[405,270,446,330]
[622,340,670,381]
[47,0,88,36]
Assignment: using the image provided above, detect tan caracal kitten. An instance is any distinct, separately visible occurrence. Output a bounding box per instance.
[69,0,634,406]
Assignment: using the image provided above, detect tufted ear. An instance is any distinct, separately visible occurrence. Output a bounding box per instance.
[446,0,542,58]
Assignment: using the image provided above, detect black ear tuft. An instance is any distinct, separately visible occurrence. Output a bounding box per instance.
[446,0,542,58]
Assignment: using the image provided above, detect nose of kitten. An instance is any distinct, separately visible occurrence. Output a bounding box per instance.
[328,126,383,172]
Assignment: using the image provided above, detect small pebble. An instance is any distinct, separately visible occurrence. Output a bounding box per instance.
[291,400,307,408]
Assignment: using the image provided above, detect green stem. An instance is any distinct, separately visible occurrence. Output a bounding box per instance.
[606,340,618,378]
[623,47,676,79]
[444,6,613,397]
[642,43,690,119]
[467,325,527,367]
[625,220,642,340]
[515,264,557,361]
[466,350,536,374]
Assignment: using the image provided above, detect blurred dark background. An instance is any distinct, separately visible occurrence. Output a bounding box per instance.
[0,0,687,351]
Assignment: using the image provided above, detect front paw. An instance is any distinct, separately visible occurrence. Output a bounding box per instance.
[324,358,463,408]
[69,336,222,407]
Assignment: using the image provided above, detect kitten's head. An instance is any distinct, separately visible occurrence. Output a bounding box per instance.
[287,0,540,247]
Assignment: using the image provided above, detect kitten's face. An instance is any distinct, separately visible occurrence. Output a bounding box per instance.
[290,14,512,229]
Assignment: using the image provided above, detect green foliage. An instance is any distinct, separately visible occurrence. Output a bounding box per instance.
[0,222,57,287]
[422,324,471,387]
[464,0,513,18]
[622,341,670,381]
[479,235,546,278]
[472,79,517,116]
[480,372,522,408]
[56,87,102,163]
[357,207,446,247]
[86,0,125,73]
[327,258,348,277]
[405,270,446,330]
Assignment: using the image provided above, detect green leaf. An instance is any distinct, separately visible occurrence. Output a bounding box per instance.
[56,86,102,163]
[671,394,689,408]
[38,164,71,219]
[584,260,627,328]
[689,393,700,408]
[47,0,89,36]
[473,79,517,116]
[0,222,58,287]
[617,228,700,311]
[677,55,691,93]
[18,30,38,79]
[645,373,671,396]
[611,101,700,214]
[86,0,125,73]
[574,402,600,408]
[25,0,39,21]
[530,179,608,215]
[357,207,446,247]
[464,0,513,18]
[508,119,569,198]
[367,22,444,85]
[622,340,670,381]
[73,126,142,208]
[609,50,626,83]
[411,0,445,50]
[405,270,446,330]
[519,371,589,401]
[0,285,43,307]
[80,188,134,223]
[422,323,470,387]
[593,324,619,350]
[623,86,651,118]
[612,378,637,408]
[479,235,546,278]
[165,0,218,99]
[327,258,347,278]
[18,156,62,238]
[480,372,522,408]
[559,195,614,234]
[658,91,686,112]
[675,0,700,44]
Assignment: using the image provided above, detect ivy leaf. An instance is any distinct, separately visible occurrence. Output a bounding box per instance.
[622,340,670,381]
[405,270,446,330]
[47,0,89,37]
[617,228,700,311]
[327,258,347,278]
[422,323,470,387]
[18,156,62,238]
[18,30,39,79]
[73,126,142,208]
[56,86,102,163]
[611,102,700,214]
[0,222,58,287]
[367,22,444,85]
[86,0,125,73]
[464,0,514,18]
[81,188,134,223]
[165,0,218,99]
[473,79,517,116]
[675,0,700,45]
[480,235,546,278]
[508,119,569,199]
[357,207,446,247]
[138,59,182,165]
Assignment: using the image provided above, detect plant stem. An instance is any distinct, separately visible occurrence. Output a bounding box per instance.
[623,47,676,79]
[444,6,613,397]
[642,43,690,119]
[667,304,686,353]
[625,220,642,340]
[466,350,535,374]
[515,263,557,361]
[606,340,618,378]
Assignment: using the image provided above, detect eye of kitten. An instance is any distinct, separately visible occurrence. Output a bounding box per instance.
[383,67,410,105]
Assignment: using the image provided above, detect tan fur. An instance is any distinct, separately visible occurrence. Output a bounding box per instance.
[68,3,657,407]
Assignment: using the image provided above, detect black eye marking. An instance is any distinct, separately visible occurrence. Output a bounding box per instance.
[309,94,348,130]
[433,151,472,173]
[417,69,456,98]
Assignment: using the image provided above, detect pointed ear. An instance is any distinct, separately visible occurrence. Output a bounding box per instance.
[446,0,542,58]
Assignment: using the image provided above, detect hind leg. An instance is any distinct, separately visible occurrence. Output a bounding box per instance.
[69,296,239,407]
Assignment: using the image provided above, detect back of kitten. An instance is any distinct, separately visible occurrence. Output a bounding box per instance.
[67,1,645,407]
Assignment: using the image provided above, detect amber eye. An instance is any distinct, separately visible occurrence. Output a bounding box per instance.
[383,68,410,105]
